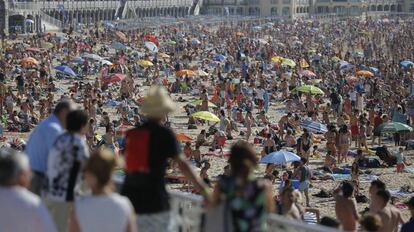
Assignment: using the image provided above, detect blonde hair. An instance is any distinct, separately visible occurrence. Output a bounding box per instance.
[84,148,118,188]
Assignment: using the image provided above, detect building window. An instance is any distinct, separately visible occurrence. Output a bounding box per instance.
[283,0,290,4]
[271,7,278,16]
[270,0,278,4]
[282,6,290,16]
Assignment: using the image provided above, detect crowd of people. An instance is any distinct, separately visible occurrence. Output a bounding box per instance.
[0,14,414,232]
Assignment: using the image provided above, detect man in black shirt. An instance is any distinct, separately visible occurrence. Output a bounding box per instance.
[122,86,208,231]
[16,74,25,98]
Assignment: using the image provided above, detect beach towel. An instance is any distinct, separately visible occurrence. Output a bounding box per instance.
[360,174,378,183]
[331,174,351,181]
[389,189,414,198]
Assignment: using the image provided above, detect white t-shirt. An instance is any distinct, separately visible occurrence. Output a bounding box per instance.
[349,90,357,101]
[47,133,89,202]
[0,187,57,232]
[75,193,134,232]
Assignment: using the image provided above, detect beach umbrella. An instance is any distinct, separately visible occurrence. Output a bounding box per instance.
[346,76,359,83]
[252,26,262,31]
[332,56,341,62]
[54,65,76,76]
[339,61,354,70]
[281,58,296,67]
[101,60,113,66]
[164,40,177,45]
[259,150,301,165]
[111,41,127,50]
[292,40,303,46]
[192,111,220,122]
[373,122,413,134]
[191,100,216,108]
[25,19,34,24]
[82,53,102,61]
[40,42,54,49]
[159,53,170,59]
[208,61,220,67]
[132,51,144,58]
[71,57,85,64]
[271,56,283,63]
[138,60,154,67]
[294,85,324,95]
[103,21,115,28]
[300,119,328,133]
[196,70,209,77]
[299,70,316,78]
[400,60,414,68]
[355,70,374,77]
[145,41,158,53]
[352,51,364,58]
[176,133,193,142]
[103,73,126,84]
[191,39,201,45]
[115,31,127,41]
[235,32,244,36]
[21,57,39,65]
[176,69,195,76]
[26,47,41,53]
[213,54,226,61]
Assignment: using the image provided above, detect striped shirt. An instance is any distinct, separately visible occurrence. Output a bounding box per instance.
[25,115,64,173]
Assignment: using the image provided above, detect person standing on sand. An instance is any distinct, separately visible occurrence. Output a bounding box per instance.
[25,100,76,196]
[121,86,208,232]
[334,181,359,232]
[371,190,405,232]
[350,109,360,148]
[295,158,311,207]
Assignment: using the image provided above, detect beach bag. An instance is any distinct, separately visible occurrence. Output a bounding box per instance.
[204,195,233,232]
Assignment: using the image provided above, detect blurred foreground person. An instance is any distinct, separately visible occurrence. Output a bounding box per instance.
[25,100,75,196]
[0,148,57,232]
[121,86,208,232]
[210,141,274,231]
[70,148,137,232]
[45,110,90,232]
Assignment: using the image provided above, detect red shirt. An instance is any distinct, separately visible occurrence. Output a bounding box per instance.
[374,115,383,128]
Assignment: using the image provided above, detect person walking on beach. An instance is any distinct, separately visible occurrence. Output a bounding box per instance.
[121,86,208,232]
[334,181,359,231]
[25,100,75,196]
[296,158,311,207]
[45,110,90,232]
[0,148,57,232]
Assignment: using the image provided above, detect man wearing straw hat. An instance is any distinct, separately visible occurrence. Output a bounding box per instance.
[121,86,209,232]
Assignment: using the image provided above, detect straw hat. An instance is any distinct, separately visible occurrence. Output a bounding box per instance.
[141,86,175,118]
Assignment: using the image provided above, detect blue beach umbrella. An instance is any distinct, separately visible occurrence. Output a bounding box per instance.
[400,60,414,68]
[54,65,76,76]
[300,119,328,133]
[111,41,127,50]
[259,151,301,165]
[213,54,226,61]
[71,57,85,64]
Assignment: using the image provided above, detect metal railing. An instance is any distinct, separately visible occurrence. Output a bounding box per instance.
[169,191,339,232]
[39,11,63,28]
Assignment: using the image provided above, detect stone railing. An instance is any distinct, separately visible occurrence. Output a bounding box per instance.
[169,190,339,232]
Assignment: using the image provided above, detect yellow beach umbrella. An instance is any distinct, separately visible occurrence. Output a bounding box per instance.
[138,60,154,67]
[271,56,283,63]
[41,42,54,49]
[192,111,220,122]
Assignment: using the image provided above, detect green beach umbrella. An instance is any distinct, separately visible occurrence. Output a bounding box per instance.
[373,122,413,134]
[281,58,296,67]
[294,85,324,95]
